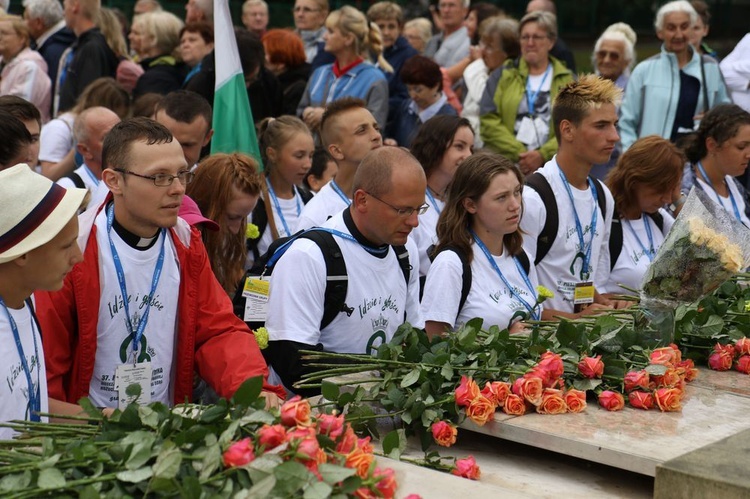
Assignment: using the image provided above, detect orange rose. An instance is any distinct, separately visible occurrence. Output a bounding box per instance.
[564,389,587,413]
[736,355,750,374]
[481,381,511,407]
[536,388,567,415]
[654,387,682,412]
[735,337,750,356]
[512,376,543,406]
[668,343,683,363]
[623,370,650,392]
[537,351,565,379]
[455,375,480,408]
[336,426,358,454]
[452,456,481,480]
[280,395,312,427]
[652,368,681,388]
[502,393,527,416]
[346,447,375,479]
[628,391,654,410]
[598,390,625,411]
[465,395,496,426]
[578,355,604,379]
[650,347,677,366]
[676,359,699,382]
[431,420,458,447]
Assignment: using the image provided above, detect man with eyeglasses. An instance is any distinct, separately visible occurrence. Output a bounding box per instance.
[264,146,425,395]
[36,117,285,413]
[293,0,329,64]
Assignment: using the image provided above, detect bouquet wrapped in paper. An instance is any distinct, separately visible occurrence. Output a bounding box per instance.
[640,188,750,342]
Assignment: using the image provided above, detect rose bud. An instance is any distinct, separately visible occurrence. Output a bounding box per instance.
[502,393,527,416]
[628,391,654,410]
[431,420,458,447]
[536,388,567,415]
[708,350,734,371]
[735,337,750,356]
[452,456,481,480]
[280,395,312,427]
[735,355,750,374]
[578,355,604,379]
[564,389,587,413]
[466,395,496,426]
[623,370,650,392]
[455,375,480,408]
[654,387,682,412]
[223,438,255,467]
[598,390,625,411]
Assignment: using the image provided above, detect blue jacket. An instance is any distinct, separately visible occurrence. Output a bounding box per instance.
[37,25,75,96]
[619,45,730,151]
[387,99,457,148]
[297,61,389,127]
[384,36,418,130]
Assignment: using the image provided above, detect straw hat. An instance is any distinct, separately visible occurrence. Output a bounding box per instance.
[0,164,87,264]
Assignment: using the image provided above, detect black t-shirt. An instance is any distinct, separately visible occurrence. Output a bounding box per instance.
[671,70,700,142]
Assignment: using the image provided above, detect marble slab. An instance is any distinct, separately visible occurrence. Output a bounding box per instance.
[461,383,750,477]
[689,367,750,397]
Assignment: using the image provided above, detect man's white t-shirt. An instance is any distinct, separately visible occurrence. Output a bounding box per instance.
[599,209,674,294]
[296,182,350,230]
[696,176,750,227]
[411,195,444,277]
[422,244,541,330]
[0,302,48,439]
[252,191,305,260]
[88,210,180,408]
[38,112,75,163]
[520,157,614,313]
[57,164,109,211]
[266,212,423,354]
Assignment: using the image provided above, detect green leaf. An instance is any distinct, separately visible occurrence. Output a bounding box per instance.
[572,378,603,392]
[138,406,160,429]
[247,454,284,483]
[199,443,221,481]
[232,376,264,407]
[321,381,341,401]
[219,420,242,448]
[400,368,421,388]
[76,396,102,420]
[273,461,311,494]
[0,471,31,492]
[697,315,725,336]
[37,468,65,489]
[199,401,229,423]
[148,477,175,493]
[440,363,454,380]
[382,430,400,457]
[125,442,153,470]
[78,485,100,499]
[338,475,363,494]
[318,463,356,485]
[239,410,276,425]
[37,455,61,469]
[116,466,153,483]
[180,476,202,499]
[153,445,182,480]
[555,320,578,348]
[245,474,277,498]
[645,364,668,376]
[304,481,333,499]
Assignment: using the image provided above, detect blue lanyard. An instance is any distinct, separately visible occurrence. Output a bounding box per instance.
[471,232,539,321]
[266,227,388,268]
[330,181,351,205]
[425,188,442,215]
[82,165,100,186]
[558,169,598,280]
[623,216,655,262]
[696,161,743,222]
[0,298,41,422]
[266,178,301,237]
[525,64,552,116]
[106,204,166,361]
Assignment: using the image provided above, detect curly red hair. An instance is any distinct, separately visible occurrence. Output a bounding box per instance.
[262,29,306,68]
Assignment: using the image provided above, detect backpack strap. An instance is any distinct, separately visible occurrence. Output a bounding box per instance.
[609,209,664,271]
[298,230,349,331]
[516,249,530,276]
[65,171,85,189]
[25,298,42,341]
[246,199,269,261]
[392,244,411,285]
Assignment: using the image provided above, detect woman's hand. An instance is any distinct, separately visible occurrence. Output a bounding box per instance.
[518,150,544,174]
[261,391,284,410]
[302,107,325,130]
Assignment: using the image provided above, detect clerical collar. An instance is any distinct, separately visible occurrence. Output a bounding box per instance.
[343,207,389,259]
[111,211,160,251]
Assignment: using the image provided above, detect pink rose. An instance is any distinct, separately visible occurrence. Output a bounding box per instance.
[512,376,543,406]
[404,495,423,499]
[481,381,511,407]
[536,388,567,415]
[650,347,677,366]
[357,436,374,454]
[280,395,312,427]
[709,350,734,371]
[654,387,682,412]
[628,391,654,410]
[374,467,397,498]
[736,355,750,374]
[735,337,750,356]
[537,351,565,379]
[317,413,345,439]
[452,455,481,480]
[223,438,255,467]
[502,393,527,416]
[455,376,480,407]
[431,420,458,447]
[336,427,358,454]
[714,343,737,357]
[676,359,699,382]
[257,424,286,450]
[598,390,625,411]
[578,355,604,379]
[465,395,496,426]
[296,435,322,461]
[564,389,587,413]
[623,370,650,392]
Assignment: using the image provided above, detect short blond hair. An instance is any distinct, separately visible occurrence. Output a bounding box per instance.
[552,74,623,139]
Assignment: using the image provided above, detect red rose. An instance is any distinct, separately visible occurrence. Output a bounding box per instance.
[537,351,565,379]
[623,370,650,392]
[223,438,255,467]
[465,395,496,426]
[736,355,750,374]
[709,350,734,371]
[296,434,322,461]
[502,393,527,416]
[598,390,625,411]
[455,375,480,407]
[452,455,481,480]
[578,355,604,379]
[735,337,750,356]
[536,388,567,414]
[431,420,458,447]
[317,413,345,439]
[650,347,677,366]
[654,387,682,412]
[512,376,543,406]
[374,467,397,499]
[628,391,654,410]
[564,389,587,413]
[280,395,312,427]
[336,427,358,454]
[714,343,737,357]
[676,359,699,382]
[257,424,286,450]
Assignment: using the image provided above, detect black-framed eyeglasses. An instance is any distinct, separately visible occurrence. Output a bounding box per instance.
[114,168,194,187]
[366,192,429,217]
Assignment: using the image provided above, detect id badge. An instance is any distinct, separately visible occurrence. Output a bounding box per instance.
[242,276,270,322]
[516,116,537,147]
[573,281,595,314]
[115,362,152,409]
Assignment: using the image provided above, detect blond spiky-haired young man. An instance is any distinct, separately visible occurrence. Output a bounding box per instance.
[520,75,627,320]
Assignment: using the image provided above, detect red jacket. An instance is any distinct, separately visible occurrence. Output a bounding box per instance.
[35,201,285,404]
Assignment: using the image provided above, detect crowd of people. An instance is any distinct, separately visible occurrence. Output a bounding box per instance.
[2,0,750,431]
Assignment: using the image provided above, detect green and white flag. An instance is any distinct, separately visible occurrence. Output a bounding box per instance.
[211,0,261,167]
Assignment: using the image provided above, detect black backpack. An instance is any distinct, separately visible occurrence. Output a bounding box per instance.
[608,211,664,270]
[65,171,85,189]
[246,187,314,262]
[428,245,530,317]
[233,228,412,331]
[524,172,608,266]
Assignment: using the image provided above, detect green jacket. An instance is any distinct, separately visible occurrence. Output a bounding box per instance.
[480,56,573,162]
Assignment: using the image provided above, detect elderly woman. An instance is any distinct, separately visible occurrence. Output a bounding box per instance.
[129,11,187,98]
[402,18,432,54]
[262,29,311,116]
[479,10,573,175]
[0,15,51,122]
[619,0,730,151]
[462,16,519,149]
[593,23,636,90]
[293,0,329,64]
[180,21,213,86]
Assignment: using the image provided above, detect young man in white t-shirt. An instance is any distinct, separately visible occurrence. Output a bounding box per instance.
[36,118,284,413]
[297,97,383,230]
[520,75,627,319]
[0,164,86,438]
[265,147,426,394]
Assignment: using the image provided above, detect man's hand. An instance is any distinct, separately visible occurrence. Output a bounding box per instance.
[518,150,544,174]
[302,107,325,130]
[261,391,284,410]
